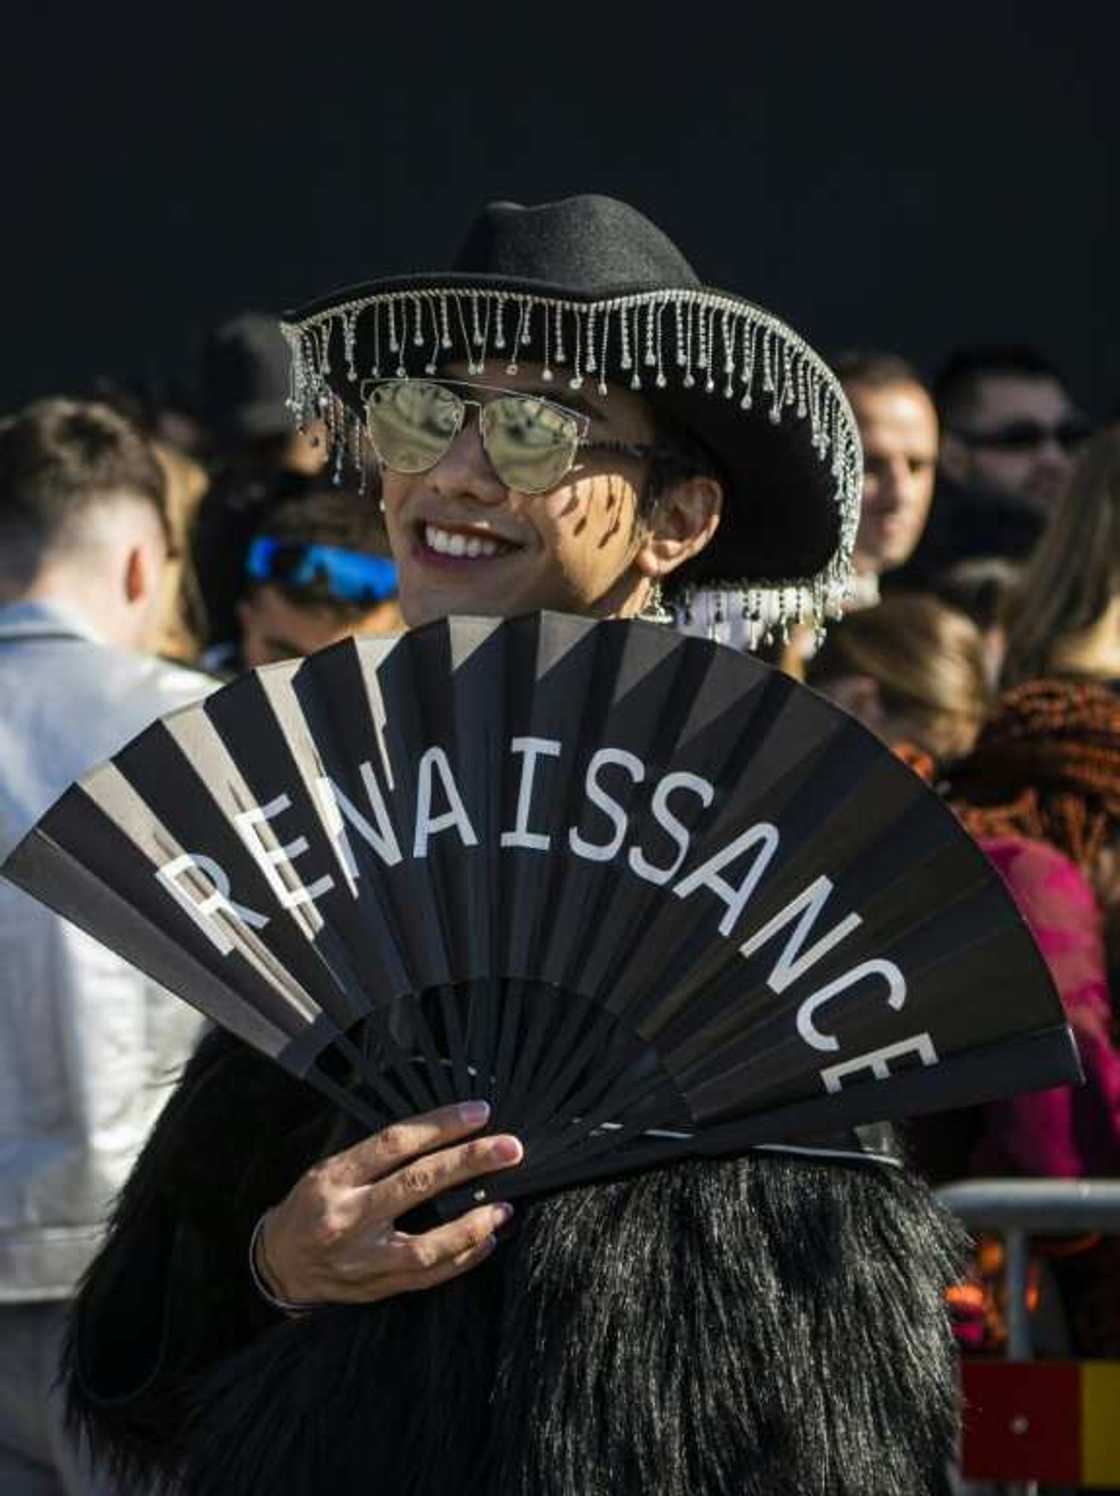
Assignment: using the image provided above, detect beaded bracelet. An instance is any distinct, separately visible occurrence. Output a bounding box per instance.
[248,1212,318,1317]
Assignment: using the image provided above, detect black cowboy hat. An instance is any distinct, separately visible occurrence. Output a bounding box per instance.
[281,195,861,627]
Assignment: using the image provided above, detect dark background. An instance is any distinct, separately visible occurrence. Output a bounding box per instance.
[3,4,1115,416]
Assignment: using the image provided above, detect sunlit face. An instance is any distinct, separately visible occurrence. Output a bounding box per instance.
[378,365,659,627]
[945,375,1081,512]
[847,381,938,576]
[237,584,401,666]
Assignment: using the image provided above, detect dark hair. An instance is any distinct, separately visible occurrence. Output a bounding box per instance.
[246,486,392,621]
[0,398,168,591]
[638,413,728,598]
[831,349,928,393]
[933,345,1066,429]
[640,413,727,516]
[1002,424,1120,684]
[86,374,209,459]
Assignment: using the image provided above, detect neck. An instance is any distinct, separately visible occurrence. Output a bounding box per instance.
[22,570,130,649]
[1049,599,1120,679]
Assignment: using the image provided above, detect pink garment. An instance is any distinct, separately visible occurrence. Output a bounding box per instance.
[971,834,1120,1178]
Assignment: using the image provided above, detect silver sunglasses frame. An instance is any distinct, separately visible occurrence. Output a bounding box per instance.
[360,376,672,492]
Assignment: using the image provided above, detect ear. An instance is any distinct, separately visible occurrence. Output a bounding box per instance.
[123,544,147,605]
[938,431,971,485]
[633,474,723,582]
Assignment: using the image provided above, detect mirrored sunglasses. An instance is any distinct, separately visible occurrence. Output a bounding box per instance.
[960,419,1092,453]
[363,378,671,495]
[246,536,398,604]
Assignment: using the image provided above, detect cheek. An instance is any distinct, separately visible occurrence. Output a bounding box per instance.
[980,450,1028,479]
[901,474,931,512]
[235,599,259,640]
[544,474,637,547]
[381,472,410,526]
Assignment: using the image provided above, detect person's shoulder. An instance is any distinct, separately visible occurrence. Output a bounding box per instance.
[124,651,220,703]
[979,832,1100,931]
[980,832,1088,891]
[0,639,219,822]
[82,644,219,739]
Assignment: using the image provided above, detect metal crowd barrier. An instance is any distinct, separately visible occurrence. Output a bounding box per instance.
[935,1180,1120,1494]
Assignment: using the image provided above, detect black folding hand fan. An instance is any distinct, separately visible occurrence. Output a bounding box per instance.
[3,612,1079,1206]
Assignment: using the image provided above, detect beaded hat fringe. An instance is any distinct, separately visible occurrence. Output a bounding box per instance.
[281,286,861,643]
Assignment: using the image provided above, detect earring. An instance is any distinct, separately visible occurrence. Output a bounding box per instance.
[638,578,673,625]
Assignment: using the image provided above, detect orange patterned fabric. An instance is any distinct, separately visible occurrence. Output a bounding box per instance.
[948,676,1120,874]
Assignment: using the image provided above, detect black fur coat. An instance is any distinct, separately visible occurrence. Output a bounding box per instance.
[66,1027,965,1495]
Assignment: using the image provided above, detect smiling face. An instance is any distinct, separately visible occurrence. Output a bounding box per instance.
[377,366,718,628]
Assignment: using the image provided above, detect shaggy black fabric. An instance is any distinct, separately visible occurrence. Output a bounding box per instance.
[67,1029,965,1496]
[63,1028,342,1492]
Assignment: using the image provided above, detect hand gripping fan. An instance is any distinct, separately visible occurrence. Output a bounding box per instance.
[2,612,1080,1208]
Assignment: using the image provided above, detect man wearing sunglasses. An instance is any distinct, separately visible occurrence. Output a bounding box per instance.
[63,197,965,1496]
[227,488,401,672]
[365,372,721,628]
[935,344,1090,516]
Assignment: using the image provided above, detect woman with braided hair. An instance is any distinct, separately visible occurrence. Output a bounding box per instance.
[951,423,1120,975]
[936,438,1120,1363]
[934,683,1120,1371]
[951,674,1120,879]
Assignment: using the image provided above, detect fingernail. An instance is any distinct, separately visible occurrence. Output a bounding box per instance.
[490,1136,522,1163]
[458,1100,490,1125]
[493,1202,514,1226]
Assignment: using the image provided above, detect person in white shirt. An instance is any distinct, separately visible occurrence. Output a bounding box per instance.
[0,398,213,1495]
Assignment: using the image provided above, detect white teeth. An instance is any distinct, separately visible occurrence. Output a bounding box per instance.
[424,523,505,559]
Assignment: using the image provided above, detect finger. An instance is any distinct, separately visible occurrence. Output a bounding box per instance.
[372,1132,524,1218]
[386,1202,515,1275]
[392,1230,502,1296]
[317,1207,509,1304]
[325,1100,494,1187]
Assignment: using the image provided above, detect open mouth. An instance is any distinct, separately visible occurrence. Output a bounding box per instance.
[415,521,523,563]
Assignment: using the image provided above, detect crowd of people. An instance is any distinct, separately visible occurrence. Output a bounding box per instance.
[0,194,1117,1494]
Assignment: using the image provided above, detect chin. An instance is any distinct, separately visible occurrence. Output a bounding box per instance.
[399,588,509,628]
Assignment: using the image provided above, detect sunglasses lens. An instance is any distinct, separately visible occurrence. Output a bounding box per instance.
[483,396,582,493]
[972,420,1093,452]
[366,380,462,473]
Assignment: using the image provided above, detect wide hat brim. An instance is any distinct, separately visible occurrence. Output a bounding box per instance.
[280,200,860,627]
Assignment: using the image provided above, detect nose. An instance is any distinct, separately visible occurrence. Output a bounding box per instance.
[873,458,909,511]
[1037,435,1072,470]
[425,417,508,506]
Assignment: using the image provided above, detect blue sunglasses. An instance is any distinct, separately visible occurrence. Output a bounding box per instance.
[246,536,398,604]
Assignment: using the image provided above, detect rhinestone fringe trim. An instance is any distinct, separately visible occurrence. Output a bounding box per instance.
[281,287,861,643]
